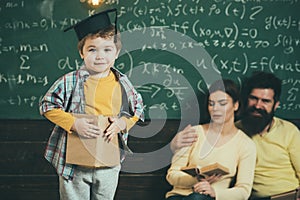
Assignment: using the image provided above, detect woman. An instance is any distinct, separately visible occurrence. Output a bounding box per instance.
[166,79,256,200]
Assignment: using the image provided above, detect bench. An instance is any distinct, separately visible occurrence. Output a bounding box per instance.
[0,119,299,200]
[0,119,177,200]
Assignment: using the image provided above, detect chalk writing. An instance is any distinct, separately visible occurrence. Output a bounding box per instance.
[0,73,48,86]
[265,16,300,31]
[213,54,300,75]
[0,0,299,119]
[0,43,49,54]
[0,95,42,107]
[5,1,24,8]
[3,18,80,31]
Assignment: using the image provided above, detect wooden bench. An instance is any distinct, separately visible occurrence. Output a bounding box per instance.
[0,119,299,200]
[0,119,177,200]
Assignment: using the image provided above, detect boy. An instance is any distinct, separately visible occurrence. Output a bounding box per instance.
[39,8,144,200]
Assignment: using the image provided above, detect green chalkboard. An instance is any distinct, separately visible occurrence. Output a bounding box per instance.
[0,0,299,120]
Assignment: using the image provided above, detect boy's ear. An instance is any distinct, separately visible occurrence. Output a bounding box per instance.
[79,51,84,59]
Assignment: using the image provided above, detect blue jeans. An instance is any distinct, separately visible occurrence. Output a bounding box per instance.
[166,193,215,200]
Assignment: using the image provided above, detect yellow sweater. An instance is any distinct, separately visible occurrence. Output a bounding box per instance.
[166,125,256,200]
[44,71,137,132]
[248,117,300,197]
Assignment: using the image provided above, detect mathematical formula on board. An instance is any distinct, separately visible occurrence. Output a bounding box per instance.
[0,0,299,119]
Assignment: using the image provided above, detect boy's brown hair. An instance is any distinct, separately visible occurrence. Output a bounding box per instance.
[77,25,122,54]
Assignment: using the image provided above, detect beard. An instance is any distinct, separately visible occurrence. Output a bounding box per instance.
[241,106,274,137]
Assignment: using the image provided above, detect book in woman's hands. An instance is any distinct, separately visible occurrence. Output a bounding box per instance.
[181,163,229,178]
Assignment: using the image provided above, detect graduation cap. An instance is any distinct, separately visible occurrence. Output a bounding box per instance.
[64,8,118,42]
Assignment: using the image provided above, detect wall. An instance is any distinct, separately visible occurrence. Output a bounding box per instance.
[1,0,300,120]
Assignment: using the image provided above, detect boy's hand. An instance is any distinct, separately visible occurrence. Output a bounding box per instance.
[72,117,101,138]
[170,124,198,152]
[104,117,126,142]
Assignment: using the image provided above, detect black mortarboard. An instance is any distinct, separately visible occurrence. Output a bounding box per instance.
[64,8,118,42]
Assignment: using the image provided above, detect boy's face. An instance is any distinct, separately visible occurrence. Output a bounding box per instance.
[80,36,119,77]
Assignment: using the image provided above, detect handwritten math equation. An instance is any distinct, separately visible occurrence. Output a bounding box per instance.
[0,0,299,118]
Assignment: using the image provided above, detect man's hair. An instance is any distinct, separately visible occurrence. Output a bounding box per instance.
[77,25,122,54]
[243,71,282,102]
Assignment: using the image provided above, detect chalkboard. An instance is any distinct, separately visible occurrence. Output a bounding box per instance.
[0,0,299,120]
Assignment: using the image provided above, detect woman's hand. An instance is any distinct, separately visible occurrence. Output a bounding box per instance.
[205,174,222,184]
[193,180,216,198]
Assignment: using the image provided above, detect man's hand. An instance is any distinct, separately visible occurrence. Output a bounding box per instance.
[72,117,101,138]
[104,117,126,142]
[170,124,198,152]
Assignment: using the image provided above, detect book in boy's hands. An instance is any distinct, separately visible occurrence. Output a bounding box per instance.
[66,114,120,168]
[181,163,229,179]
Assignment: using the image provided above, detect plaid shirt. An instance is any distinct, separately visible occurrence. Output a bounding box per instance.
[39,66,144,180]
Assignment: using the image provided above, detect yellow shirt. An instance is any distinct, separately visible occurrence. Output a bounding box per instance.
[44,71,137,132]
[166,125,256,200]
[84,72,122,116]
[248,117,300,197]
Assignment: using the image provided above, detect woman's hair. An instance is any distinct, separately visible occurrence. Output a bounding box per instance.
[205,79,241,120]
[208,79,240,104]
[77,25,122,54]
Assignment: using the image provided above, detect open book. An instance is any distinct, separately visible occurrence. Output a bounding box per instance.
[181,163,229,179]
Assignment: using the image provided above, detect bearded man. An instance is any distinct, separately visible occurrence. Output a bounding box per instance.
[236,71,300,200]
